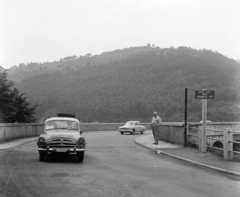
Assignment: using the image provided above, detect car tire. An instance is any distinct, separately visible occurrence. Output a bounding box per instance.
[121,132,124,135]
[140,131,143,134]
[39,151,45,162]
[77,152,84,163]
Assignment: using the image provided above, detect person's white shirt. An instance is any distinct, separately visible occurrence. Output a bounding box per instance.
[151,115,161,126]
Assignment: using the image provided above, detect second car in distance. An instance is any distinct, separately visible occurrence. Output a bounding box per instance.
[119,121,146,135]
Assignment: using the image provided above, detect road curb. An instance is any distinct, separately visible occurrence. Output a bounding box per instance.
[134,137,240,177]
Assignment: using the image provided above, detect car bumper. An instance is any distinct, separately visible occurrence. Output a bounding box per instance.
[119,129,132,133]
[38,147,85,153]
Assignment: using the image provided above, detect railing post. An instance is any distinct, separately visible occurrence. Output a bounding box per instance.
[199,125,206,153]
[3,129,5,142]
[228,131,233,160]
[199,126,202,152]
[186,123,190,147]
[223,129,228,160]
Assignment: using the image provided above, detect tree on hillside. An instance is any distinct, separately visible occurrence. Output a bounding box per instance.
[0,68,15,116]
[0,69,38,123]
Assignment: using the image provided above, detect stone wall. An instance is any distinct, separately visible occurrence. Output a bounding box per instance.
[0,123,44,142]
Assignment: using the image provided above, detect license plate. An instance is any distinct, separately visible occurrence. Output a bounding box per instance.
[56,149,67,152]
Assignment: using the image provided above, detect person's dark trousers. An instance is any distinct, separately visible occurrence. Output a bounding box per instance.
[151,125,157,143]
[154,126,160,144]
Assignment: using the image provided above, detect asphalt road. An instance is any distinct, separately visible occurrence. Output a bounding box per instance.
[0,131,240,197]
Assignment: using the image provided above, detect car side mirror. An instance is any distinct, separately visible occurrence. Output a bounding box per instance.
[80,131,83,134]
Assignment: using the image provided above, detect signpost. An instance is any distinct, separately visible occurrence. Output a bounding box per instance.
[195,89,215,153]
[195,90,215,99]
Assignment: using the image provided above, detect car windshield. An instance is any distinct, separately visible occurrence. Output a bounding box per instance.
[125,121,135,125]
[45,120,79,131]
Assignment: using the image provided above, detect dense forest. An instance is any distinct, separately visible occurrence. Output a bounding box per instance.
[8,46,240,123]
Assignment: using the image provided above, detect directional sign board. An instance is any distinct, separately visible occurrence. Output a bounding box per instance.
[195,90,215,99]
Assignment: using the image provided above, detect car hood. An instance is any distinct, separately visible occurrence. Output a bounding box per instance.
[41,130,81,140]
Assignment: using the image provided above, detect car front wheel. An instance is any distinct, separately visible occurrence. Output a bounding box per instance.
[77,152,84,163]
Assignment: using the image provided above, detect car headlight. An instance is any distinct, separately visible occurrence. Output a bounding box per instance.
[38,137,46,143]
[37,137,47,148]
[78,137,85,144]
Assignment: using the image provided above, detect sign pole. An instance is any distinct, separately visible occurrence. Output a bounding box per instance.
[195,89,215,153]
[201,99,207,152]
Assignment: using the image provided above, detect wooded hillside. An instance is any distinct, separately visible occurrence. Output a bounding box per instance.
[10,46,240,122]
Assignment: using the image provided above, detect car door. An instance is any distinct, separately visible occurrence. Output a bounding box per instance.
[135,122,141,132]
[139,122,145,131]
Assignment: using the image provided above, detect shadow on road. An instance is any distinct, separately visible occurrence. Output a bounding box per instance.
[43,154,81,163]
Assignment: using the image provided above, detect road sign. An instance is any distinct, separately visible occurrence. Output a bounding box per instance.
[195,90,215,99]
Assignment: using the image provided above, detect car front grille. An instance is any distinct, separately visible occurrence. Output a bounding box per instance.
[47,138,76,148]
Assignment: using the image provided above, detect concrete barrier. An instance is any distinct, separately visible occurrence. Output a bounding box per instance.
[1,122,240,145]
[0,123,44,142]
[81,123,125,131]
[0,122,159,142]
[158,122,240,147]
[158,123,185,145]
[0,122,133,142]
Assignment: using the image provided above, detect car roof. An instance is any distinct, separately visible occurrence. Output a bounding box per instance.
[126,121,139,123]
[46,117,79,122]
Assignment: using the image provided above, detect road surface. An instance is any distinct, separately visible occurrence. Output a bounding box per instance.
[0,131,239,197]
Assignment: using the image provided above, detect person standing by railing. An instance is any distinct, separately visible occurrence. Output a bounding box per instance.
[150,111,162,145]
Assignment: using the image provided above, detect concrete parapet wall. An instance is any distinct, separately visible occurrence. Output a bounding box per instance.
[158,122,240,147]
[81,123,152,131]
[188,122,240,160]
[0,123,44,142]
[0,123,132,142]
[188,122,240,137]
[158,123,185,145]
[1,122,240,145]
[0,122,191,144]
[0,122,174,142]
[81,123,125,131]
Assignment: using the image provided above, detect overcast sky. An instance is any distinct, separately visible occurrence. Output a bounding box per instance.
[0,0,239,69]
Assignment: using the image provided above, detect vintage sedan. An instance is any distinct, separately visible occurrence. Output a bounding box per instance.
[37,114,86,162]
[119,121,146,135]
